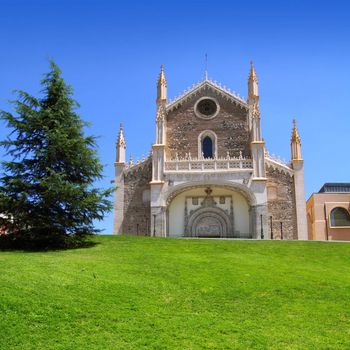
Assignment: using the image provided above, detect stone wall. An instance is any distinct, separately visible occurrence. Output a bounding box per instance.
[122,158,152,235]
[166,89,250,159]
[266,165,297,240]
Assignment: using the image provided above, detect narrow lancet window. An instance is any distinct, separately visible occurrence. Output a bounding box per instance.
[202,136,213,158]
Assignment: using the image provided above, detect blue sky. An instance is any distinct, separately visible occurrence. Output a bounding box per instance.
[1,0,349,233]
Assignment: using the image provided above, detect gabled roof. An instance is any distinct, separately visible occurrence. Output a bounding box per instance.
[166,78,248,112]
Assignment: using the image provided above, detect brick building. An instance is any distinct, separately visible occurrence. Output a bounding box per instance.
[114,63,308,239]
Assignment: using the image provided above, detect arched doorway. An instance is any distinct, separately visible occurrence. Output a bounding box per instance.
[167,185,251,238]
[187,207,232,237]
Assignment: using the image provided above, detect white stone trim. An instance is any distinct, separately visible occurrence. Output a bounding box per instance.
[194,96,220,120]
[265,157,294,176]
[167,80,248,112]
[198,130,218,159]
[165,181,258,207]
[124,157,151,174]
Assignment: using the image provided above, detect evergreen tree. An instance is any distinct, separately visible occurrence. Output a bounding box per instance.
[0,62,112,249]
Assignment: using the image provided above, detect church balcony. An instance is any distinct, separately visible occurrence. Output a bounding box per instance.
[164,155,253,173]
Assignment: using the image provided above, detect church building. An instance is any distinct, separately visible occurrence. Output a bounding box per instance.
[114,63,308,239]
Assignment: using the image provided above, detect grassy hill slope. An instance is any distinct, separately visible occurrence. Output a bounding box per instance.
[1,236,350,349]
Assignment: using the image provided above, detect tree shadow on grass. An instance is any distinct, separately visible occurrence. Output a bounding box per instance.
[0,234,100,252]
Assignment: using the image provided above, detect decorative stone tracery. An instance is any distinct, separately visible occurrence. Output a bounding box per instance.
[114,63,307,240]
[184,187,234,237]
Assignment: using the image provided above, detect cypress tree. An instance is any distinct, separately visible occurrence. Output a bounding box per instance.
[0,62,112,249]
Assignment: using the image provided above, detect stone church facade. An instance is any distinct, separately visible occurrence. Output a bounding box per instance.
[114,63,308,239]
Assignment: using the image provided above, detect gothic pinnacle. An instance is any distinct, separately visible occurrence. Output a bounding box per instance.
[156,64,167,105]
[116,123,126,163]
[291,119,302,161]
[291,119,301,144]
[248,60,259,104]
[248,61,258,82]
[117,123,126,148]
[157,64,167,87]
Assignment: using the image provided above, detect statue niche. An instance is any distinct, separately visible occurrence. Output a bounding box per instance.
[184,187,233,237]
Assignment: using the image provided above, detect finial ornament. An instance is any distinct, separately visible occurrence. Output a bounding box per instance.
[248,60,258,82]
[291,118,302,161]
[157,64,167,105]
[116,122,126,163]
[159,65,166,83]
[204,53,208,80]
[248,60,259,106]
[117,123,126,148]
[291,119,301,144]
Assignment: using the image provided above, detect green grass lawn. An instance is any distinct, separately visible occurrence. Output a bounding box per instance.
[1,236,350,350]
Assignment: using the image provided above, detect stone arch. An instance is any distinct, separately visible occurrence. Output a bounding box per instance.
[166,182,254,238]
[186,206,232,238]
[166,180,257,208]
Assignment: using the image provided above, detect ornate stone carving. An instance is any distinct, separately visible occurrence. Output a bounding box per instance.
[184,187,233,237]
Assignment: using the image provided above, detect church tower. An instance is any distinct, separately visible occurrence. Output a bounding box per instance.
[291,120,308,239]
[113,123,126,234]
[113,61,307,240]
[248,62,268,238]
[150,65,168,236]
[248,62,265,179]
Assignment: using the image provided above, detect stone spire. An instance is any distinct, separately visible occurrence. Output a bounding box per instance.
[116,123,126,163]
[248,61,259,105]
[156,65,167,105]
[117,123,126,146]
[114,123,126,234]
[152,66,167,186]
[248,61,265,180]
[291,119,302,160]
[248,61,262,142]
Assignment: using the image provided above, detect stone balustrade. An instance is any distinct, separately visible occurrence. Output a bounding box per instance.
[164,155,253,172]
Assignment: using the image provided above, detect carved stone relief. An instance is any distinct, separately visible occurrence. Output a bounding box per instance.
[184,187,234,237]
